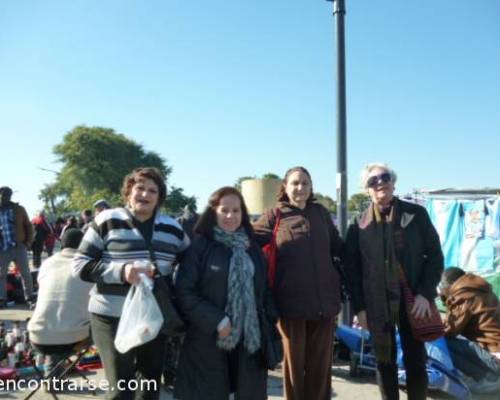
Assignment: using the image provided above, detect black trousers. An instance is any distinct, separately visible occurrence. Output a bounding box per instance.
[32,240,44,268]
[90,313,166,400]
[376,299,428,400]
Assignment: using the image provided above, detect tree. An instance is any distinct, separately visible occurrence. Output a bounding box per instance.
[234,173,280,191]
[348,193,371,214]
[41,125,195,215]
[164,186,197,216]
[315,192,337,214]
[261,173,280,180]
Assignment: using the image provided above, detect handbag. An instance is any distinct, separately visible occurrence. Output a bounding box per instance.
[262,209,281,289]
[399,268,444,342]
[258,309,283,370]
[147,246,186,336]
[152,274,186,336]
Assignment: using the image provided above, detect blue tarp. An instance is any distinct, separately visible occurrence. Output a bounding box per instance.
[426,197,500,274]
[336,326,471,399]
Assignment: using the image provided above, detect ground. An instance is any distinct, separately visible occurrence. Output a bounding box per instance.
[0,304,497,400]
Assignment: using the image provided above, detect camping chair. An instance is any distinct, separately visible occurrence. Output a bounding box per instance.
[24,338,96,400]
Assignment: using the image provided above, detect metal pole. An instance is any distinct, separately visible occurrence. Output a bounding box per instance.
[328,0,351,326]
[333,0,348,239]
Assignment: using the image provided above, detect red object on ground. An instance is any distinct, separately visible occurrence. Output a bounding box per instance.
[76,361,103,371]
[0,367,18,380]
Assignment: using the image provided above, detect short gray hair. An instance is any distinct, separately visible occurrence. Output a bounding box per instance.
[360,162,397,189]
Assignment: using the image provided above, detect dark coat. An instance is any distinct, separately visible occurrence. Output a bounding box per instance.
[253,202,343,319]
[344,198,444,314]
[174,235,275,400]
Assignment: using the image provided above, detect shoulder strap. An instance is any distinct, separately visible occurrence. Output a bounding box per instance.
[272,208,281,237]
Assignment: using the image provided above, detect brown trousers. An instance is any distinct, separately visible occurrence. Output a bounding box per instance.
[278,316,335,400]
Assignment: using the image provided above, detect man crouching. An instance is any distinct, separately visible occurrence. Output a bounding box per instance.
[440,267,500,394]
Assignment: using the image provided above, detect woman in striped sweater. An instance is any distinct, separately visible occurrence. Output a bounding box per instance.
[73,167,190,400]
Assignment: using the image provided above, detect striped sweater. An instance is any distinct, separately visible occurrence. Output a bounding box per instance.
[72,207,190,317]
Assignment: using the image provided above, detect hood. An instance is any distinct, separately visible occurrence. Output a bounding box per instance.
[448,273,492,300]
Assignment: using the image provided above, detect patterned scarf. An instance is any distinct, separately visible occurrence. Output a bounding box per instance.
[361,203,402,364]
[214,227,261,354]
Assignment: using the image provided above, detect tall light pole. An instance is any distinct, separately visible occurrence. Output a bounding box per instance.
[327,0,350,325]
[326,0,348,238]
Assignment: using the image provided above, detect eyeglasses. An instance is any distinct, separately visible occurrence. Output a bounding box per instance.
[367,172,392,188]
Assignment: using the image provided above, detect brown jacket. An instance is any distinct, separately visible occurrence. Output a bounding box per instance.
[253,201,343,319]
[12,203,33,247]
[444,273,500,352]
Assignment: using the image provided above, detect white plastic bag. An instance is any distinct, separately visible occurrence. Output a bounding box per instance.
[114,274,164,353]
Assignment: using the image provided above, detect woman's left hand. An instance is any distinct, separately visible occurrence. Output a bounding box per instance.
[411,294,431,319]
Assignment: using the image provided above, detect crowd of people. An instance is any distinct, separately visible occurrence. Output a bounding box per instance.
[0,162,499,400]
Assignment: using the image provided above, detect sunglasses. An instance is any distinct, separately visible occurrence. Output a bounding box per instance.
[367,172,392,188]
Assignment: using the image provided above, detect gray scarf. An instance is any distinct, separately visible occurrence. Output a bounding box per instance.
[214,226,261,354]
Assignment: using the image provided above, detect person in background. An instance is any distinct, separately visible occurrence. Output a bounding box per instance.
[44,221,57,257]
[53,217,65,239]
[93,199,111,216]
[344,162,444,400]
[253,167,343,400]
[31,210,52,269]
[177,204,199,240]
[174,186,275,400]
[79,209,93,233]
[60,215,78,238]
[73,167,190,400]
[440,267,500,393]
[28,228,92,377]
[0,186,34,308]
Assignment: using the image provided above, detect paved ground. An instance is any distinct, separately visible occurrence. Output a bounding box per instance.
[2,362,499,399]
[0,362,388,399]
[1,255,498,399]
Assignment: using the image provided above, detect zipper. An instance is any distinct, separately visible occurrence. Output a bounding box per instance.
[307,208,323,317]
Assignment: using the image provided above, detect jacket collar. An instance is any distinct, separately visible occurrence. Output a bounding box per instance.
[358,197,414,230]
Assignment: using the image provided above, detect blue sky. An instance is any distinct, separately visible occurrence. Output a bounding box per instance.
[1,0,499,217]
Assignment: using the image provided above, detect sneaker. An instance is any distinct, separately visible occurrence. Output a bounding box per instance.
[26,295,37,310]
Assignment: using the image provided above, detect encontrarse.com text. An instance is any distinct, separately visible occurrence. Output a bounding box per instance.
[0,377,157,392]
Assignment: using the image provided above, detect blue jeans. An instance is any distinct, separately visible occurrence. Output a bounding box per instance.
[446,337,500,381]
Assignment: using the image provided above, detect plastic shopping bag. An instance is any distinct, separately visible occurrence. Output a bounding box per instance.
[114,275,164,353]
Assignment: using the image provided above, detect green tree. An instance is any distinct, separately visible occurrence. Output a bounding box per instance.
[348,193,371,214]
[261,173,280,180]
[234,173,280,191]
[41,125,195,215]
[164,186,197,216]
[315,192,337,214]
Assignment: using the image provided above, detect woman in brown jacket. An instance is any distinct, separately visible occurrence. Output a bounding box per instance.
[253,166,343,400]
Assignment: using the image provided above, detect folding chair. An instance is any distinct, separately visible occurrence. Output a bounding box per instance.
[24,339,96,400]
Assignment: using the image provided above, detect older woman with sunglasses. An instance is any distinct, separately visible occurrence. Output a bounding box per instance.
[344,163,444,400]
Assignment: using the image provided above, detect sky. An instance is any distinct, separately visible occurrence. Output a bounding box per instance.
[1,0,499,218]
